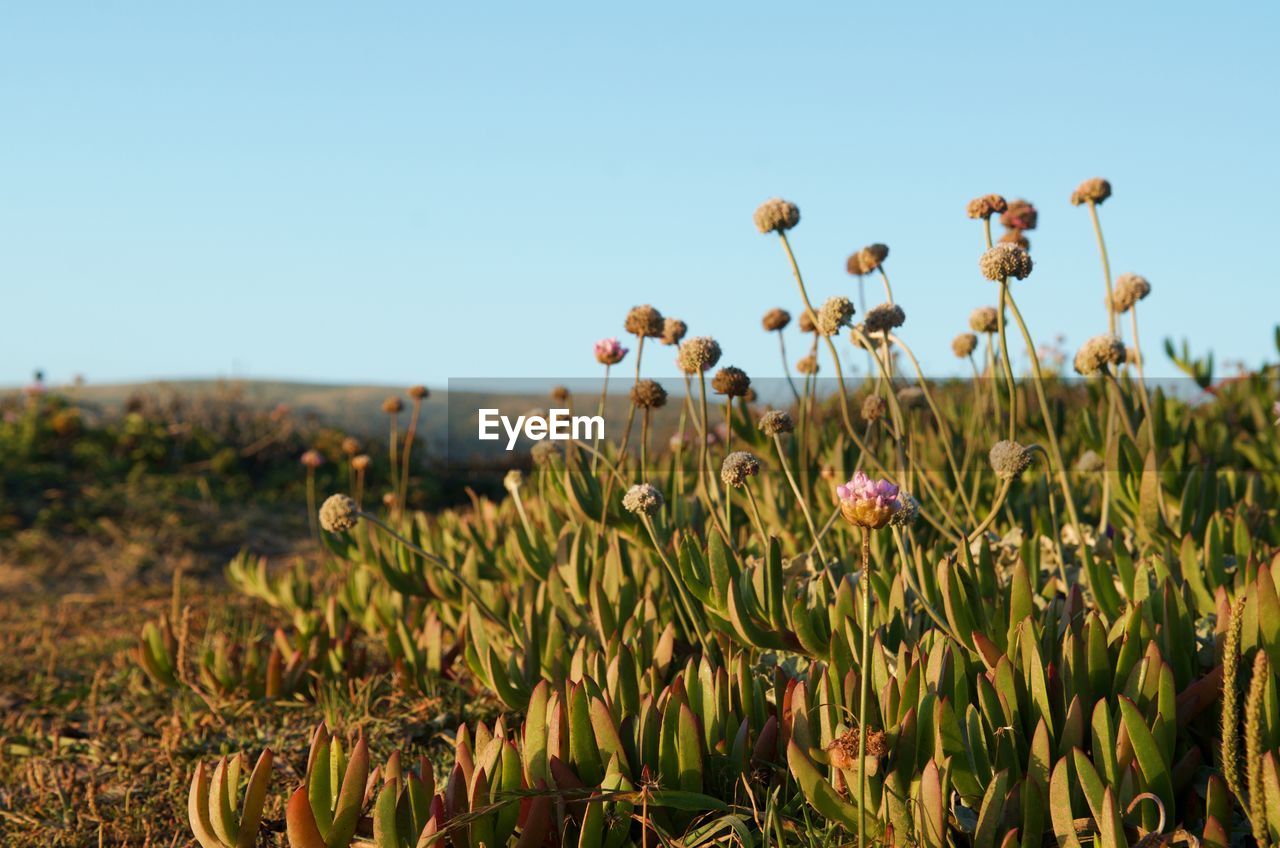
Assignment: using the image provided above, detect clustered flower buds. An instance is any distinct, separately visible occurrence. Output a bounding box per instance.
[753,198,800,233]
[837,471,901,530]
[1070,177,1112,206]
[979,243,1033,281]
[677,337,722,374]
[631,379,668,409]
[861,394,887,422]
[1000,199,1038,231]
[319,494,359,533]
[622,483,664,516]
[762,308,791,332]
[989,440,1034,479]
[624,305,665,338]
[846,243,890,276]
[711,366,751,398]
[952,332,978,358]
[758,409,794,436]
[1073,334,1127,375]
[1111,273,1152,313]
[660,318,687,345]
[300,449,324,469]
[969,306,1000,334]
[966,194,1008,219]
[594,337,629,366]
[796,354,819,375]
[720,451,761,488]
[861,302,906,336]
[816,296,855,336]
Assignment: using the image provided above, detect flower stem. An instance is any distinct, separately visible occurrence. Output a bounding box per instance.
[857,525,872,848]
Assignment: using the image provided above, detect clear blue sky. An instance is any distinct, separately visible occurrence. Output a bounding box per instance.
[3,2,1277,388]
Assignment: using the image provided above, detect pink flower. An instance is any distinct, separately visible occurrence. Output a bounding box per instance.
[837,471,901,529]
[594,337,628,366]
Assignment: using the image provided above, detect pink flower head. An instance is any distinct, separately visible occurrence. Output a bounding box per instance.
[836,471,900,529]
[594,337,628,366]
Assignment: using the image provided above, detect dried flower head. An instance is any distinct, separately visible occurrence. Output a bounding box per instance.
[351,454,371,472]
[828,727,889,770]
[531,441,560,466]
[798,310,816,333]
[1000,199,1038,231]
[796,354,819,375]
[1070,177,1112,206]
[862,302,905,336]
[720,451,761,488]
[989,440,1034,479]
[758,409,794,436]
[952,332,978,358]
[1076,450,1104,473]
[743,386,757,403]
[969,306,1000,334]
[319,494,359,533]
[1111,273,1152,313]
[677,337,722,374]
[753,198,800,233]
[979,243,1033,281]
[1073,334,1127,375]
[762,308,791,332]
[967,194,1008,219]
[594,337,629,366]
[300,449,325,469]
[624,305,665,338]
[408,385,429,400]
[711,366,751,398]
[896,386,926,410]
[631,379,669,409]
[837,471,901,529]
[341,436,361,456]
[846,243,890,276]
[503,469,523,493]
[861,394,887,422]
[816,296,856,336]
[891,492,920,527]
[382,397,404,415]
[551,385,570,403]
[622,483,664,516]
[999,230,1030,250]
[660,318,688,346]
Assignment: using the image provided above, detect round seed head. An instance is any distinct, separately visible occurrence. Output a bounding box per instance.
[862,302,906,336]
[846,243,890,276]
[720,451,761,488]
[796,354,819,375]
[631,379,669,409]
[711,366,751,398]
[1111,273,1151,313]
[1070,177,1112,206]
[408,385,429,400]
[969,306,1000,334]
[382,397,404,415]
[828,727,889,770]
[816,296,856,336]
[660,318,687,345]
[967,194,1008,219]
[758,409,794,435]
[351,454,371,471]
[753,198,800,233]
[999,229,1030,250]
[624,305,665,338]
[861,394,887,422]
[989,440,1034,479]
[762,308,791,332]
[676,337,722,374]
[952,332,978,358]
[531,441,560,466]
[979,243,1033,281]
[341,436,361,456]
[1073,334,1127,375]
[300,449,324,469]
[622,482,664,516]
[798,310,816,333]
[891,492,920,527]
[503,469,523,492]
[551,385,570,403]
[319,494,359,533]
[1000,199,1038,231]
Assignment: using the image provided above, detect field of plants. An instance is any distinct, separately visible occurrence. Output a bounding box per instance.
[5,180,1280,847]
